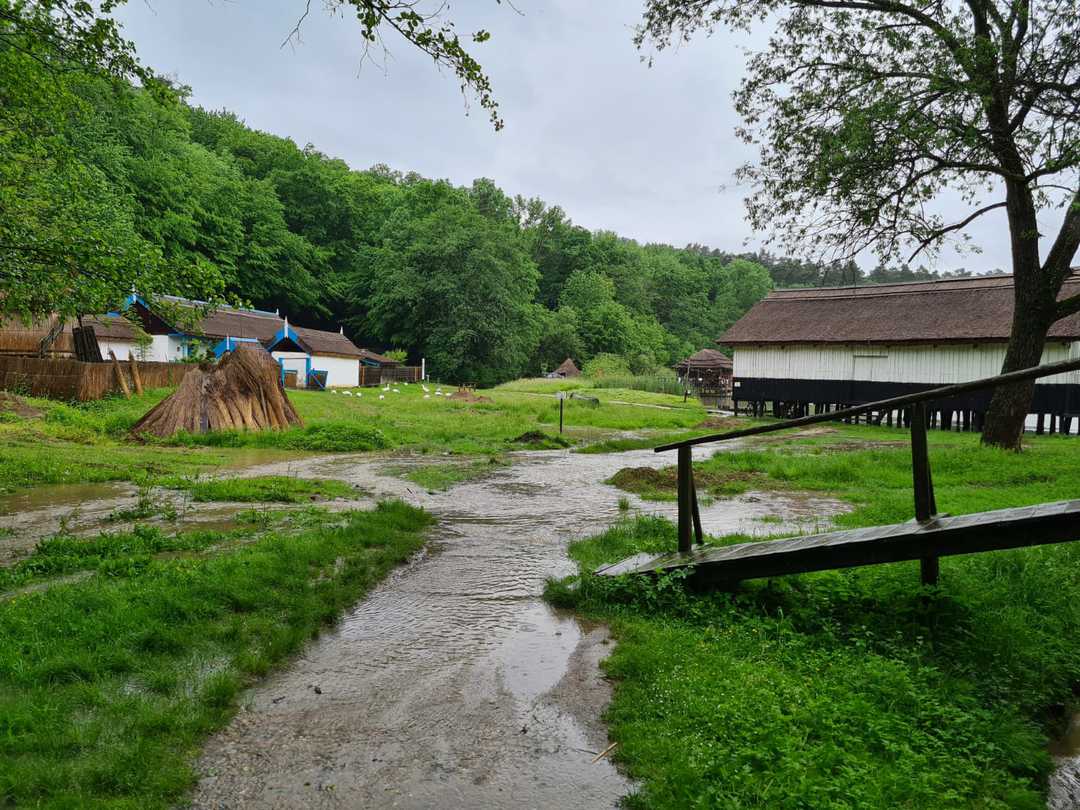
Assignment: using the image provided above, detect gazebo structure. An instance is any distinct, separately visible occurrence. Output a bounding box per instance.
[676,349,733,392]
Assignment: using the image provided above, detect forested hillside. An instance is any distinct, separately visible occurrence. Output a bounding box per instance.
[2,6,774,384]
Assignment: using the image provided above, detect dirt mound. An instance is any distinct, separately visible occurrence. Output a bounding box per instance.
[697,416,748,430]
[0,393,42,419]
[449,388,493,404]
[608,467,677,492]
[609,465,762,498]
[131,346,302,439]
[509,431,572,449]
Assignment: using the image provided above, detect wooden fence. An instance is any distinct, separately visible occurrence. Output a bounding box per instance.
[359,365,423,386]
[0,356,196,401]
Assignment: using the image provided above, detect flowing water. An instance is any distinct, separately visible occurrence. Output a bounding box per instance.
[183,446,845,809]
[1049,715,1080,809]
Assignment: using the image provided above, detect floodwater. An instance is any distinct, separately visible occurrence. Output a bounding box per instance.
[187,446,846,809]
[1049,715,1080,809]
[0,443,847,808]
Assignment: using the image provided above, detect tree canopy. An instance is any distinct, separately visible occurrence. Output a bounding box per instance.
[0,3,775,383]
[639,0,1080,447]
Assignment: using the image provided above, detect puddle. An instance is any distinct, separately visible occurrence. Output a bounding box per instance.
[0,481,129,517]
[189,444,849,809]
[1049,715,1080,809]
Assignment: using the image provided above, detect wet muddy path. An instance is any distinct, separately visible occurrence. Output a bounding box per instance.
[183,446,843,809]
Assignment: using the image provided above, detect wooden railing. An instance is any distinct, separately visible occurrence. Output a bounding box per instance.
[656,357,1080,585]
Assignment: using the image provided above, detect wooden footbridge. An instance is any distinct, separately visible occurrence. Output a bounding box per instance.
[597,358,1080,587]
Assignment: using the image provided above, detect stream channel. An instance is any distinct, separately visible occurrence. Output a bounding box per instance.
[186,445,841,809]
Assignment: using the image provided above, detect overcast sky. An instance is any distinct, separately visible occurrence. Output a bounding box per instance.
[114,0,1021,273]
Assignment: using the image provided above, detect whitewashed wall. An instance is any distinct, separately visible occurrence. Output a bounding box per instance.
[272,351,308,386]
[311,355,359,388]
[97,339,138,361]
[734,341,1080,385]
[143,334,185,362]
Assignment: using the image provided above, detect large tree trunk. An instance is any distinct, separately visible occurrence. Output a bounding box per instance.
[980,310,1051,450]
[980,170,1053,450]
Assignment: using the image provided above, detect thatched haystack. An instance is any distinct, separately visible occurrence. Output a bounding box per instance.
[131,346,301,439]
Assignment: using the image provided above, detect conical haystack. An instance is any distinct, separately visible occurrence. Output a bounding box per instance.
[131,346,302,439]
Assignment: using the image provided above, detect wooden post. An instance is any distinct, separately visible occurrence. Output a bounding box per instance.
[677,445,693,554]
[108,350,131,398]
[128,355,144,395]
[559,397,564,434]
[690,471,703,546]
[910,402,938,585]
[1037,412,1045,434]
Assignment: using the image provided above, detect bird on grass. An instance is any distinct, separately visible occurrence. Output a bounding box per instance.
[423,394,430,399]
[331,390,338,395]
[422,384,430,393]
[342,391,352,396]
[392,388,401,394]
[379,394,385,400]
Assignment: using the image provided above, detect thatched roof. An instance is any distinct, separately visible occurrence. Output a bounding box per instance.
[81,314,140,341]
[359,348,399,366]
[555,357,581,377]
[0,314,140,356]
[291,326,363,359]
[721,274,1080,345]
[676,348,732,370]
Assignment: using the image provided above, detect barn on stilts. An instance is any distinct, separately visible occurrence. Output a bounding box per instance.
[720,274,1080,433]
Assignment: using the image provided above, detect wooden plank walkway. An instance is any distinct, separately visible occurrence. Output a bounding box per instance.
[595,500,1080,583]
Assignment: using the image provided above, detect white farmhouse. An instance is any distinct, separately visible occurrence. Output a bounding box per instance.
[721,275,1080,432]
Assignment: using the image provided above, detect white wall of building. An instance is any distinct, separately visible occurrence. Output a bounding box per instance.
[97,339,138,361]
[143,334,185,363]
[311,355,360,388]
[272,351,308,386]
[734,341,1080,386]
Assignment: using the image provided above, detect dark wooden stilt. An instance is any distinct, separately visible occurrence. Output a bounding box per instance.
[690,472,703,546]
[1037,413,1045,434]
[677,445,693,554]
[911,402,939,586]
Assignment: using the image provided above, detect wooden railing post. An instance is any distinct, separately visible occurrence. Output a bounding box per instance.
[677,445,693,553]
[690,471,703,546]
[910,402,939,585]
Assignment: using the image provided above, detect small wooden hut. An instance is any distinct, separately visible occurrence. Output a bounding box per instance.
[548,357,581,378]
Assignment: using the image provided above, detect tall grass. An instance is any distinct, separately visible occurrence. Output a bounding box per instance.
[552,426,1080,809]
[587,375,685,396]
[0,502,432,808]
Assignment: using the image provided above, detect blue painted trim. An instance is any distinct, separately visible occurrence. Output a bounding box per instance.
[267,324,306,353]
[212,336,261,358]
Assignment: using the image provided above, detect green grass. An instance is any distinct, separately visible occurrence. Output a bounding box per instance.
[550,426,1080,809]
[385,455,510,492]
[163,475,357,504]
[0,384,705,500]
[0,501,432,808]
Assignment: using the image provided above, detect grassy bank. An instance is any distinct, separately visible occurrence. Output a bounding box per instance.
[552,425,1080,809]
[0,383,706,499]
[0,501,432,808]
